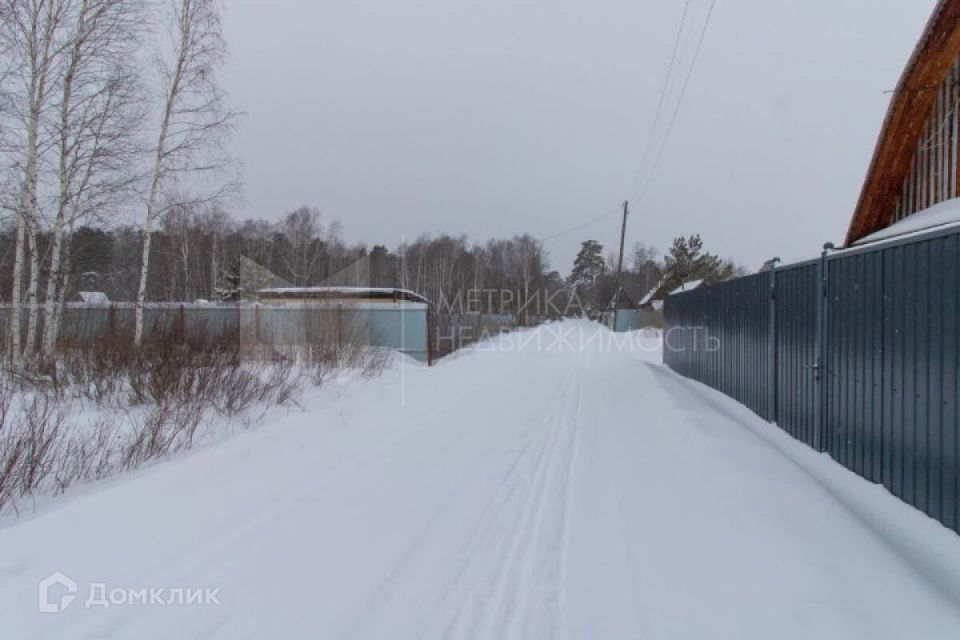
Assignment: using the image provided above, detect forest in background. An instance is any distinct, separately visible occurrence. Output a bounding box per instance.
[1,203,748,317]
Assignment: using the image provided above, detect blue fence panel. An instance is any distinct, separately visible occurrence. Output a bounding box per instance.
[773,262,820,449]
[665,272,773,421]
[664,227,960,534]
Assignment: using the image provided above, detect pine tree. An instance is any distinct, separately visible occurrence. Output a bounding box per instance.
[215,257,244,302]
[568,240,606,312]
[662,234,733,292]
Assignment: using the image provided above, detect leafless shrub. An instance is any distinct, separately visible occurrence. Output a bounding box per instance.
[0,320,307,514]
[121,400,205,470]
[55,328,140,402]
[53,418,116,492]
[299,308,393,385]
[0,386,69,513]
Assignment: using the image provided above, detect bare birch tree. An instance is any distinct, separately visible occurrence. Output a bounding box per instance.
[135,0,237,345]
[0,7,16,259]
[40,0,144,356]
[0,0,74,362]
[0,6,15,148]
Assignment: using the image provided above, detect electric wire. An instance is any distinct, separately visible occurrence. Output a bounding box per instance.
[539,204,623,243]
[539,0,717,246]
[627,0,693,198]
[634,0,718,204]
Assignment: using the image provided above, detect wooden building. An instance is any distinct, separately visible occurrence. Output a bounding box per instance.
[847,0,960,244]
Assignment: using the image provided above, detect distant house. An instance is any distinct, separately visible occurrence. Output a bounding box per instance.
[639,278,704,311]
[257,287,429,306]
[601,286,663,332]
[638,279,665,310]
[76,291,109,304]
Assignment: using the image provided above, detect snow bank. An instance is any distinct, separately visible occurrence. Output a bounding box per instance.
[655,364,960,610]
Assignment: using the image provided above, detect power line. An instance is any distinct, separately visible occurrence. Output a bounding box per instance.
[539,204,623,243]
[540,1,717,248]
[628,0,693,198]
[634,0,717,203]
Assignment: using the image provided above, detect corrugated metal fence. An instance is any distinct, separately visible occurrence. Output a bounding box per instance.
[664,227,960,534]
[0,303,431,362]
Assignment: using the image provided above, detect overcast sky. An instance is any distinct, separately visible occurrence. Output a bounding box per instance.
[221,0,936,273]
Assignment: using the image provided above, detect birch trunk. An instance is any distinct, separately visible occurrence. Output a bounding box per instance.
[41,220,66,355]
[13,101,40,361]
[135,174,161,345]
[9,216,25,362]
[49,219,77,351]
[25,224,40,356]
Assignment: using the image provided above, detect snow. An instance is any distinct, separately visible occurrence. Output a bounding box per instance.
[855,197,960,245]
[2,320,960,638]
[666,278,704,297]
[77,291,109,304]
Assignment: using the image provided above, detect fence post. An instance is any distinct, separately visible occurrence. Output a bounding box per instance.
[108,303,116,337]
[254,304,261,344]
[337,303,343,346]
[814,243,834,452]
[427,306,434,366]
[768,258,780,423]
[178,304,186,342]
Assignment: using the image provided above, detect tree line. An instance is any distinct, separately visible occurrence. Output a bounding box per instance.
[1,199,747,320]
[0,204,560,317]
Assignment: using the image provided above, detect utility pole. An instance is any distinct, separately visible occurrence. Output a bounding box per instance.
[614,200,629,308]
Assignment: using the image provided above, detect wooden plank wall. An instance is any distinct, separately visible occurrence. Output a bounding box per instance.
[895,57,960,222]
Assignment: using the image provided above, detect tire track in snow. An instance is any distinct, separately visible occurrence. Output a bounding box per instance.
[501,348,588,640]
[430,350,589,639]
[553,347,586,638]
[427,367,578,639]
[338,365,583,639]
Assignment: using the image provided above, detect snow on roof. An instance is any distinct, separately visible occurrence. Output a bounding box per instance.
[257,287,430,304]
[638,278,666,306]
[78,291,109,304]
[854,198,960,246]
[666,279,704,297]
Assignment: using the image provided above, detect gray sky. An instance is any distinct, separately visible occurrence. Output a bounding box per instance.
[222,0,936,273]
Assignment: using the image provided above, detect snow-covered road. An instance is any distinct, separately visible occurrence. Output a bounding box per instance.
[3,321,960,639]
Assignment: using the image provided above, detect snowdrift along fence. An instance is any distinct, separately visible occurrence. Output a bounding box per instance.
[664,226,960,535]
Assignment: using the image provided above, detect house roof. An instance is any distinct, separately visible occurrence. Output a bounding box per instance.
[257,287,430,304]
[666,279,705,298]
[639,278,704,307]
[78,291,109,304]
[638,279,666,306]
[846,0,960,245]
